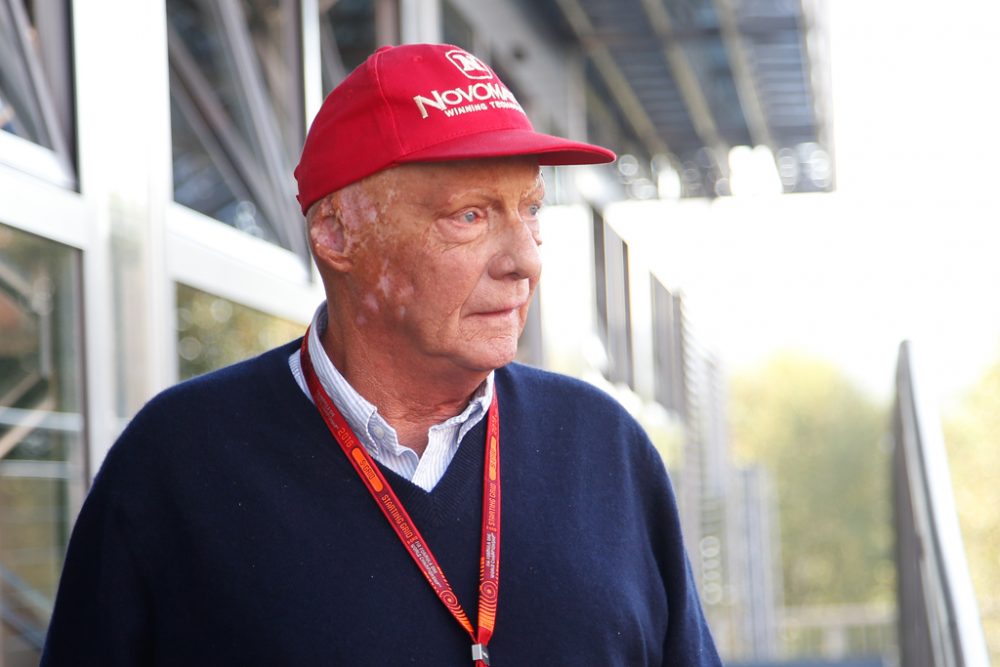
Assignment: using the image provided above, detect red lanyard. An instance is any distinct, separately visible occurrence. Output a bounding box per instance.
[300,331,501,666]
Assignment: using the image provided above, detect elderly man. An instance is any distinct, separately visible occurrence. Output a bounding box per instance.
[42,44,721,666]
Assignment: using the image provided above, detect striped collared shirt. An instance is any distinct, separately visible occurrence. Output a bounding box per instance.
[289,304,494,492]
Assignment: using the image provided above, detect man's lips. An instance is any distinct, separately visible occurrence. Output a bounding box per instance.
[473,302,526,317]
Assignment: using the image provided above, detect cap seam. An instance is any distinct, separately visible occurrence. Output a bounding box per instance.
[370,49,406,156]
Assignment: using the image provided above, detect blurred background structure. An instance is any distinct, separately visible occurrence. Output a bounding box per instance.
[1,0,997,665]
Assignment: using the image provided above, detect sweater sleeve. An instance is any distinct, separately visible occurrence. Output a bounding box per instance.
[662,558,723,666]
[40,478,154,665]
[636,430,723,667]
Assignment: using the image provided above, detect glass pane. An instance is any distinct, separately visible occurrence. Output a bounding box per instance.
[442,1,475,52]
[168,0,305,253]
[169,88,283,244]
[320,0,375,91]
[0,222,85,665]
[169,0,297,166]
[0,1,51,146]
[245,0,301,153]
[176,283,305,380]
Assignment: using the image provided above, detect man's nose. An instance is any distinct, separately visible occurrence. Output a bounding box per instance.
[489,211,542,281]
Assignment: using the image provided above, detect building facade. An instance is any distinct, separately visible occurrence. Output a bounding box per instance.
[1,0,830,663]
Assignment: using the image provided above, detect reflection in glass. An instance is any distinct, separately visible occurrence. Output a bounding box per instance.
[442,0,475,53]
[319,0,375,91]
[176,283,304,380]
[167,0,307,256]
[0,1,52,146]
[0,222,85,665]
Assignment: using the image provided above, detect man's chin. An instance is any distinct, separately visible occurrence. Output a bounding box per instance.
[455,343,519,375]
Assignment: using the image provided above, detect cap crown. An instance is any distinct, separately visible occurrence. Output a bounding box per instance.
[294,43,614,214]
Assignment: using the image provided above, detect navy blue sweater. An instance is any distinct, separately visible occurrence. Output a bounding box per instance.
[42,340,721,666]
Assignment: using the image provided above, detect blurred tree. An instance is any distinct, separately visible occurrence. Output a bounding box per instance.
[729,353,894,606]
[942,353,1000,663]
[176,284,305,380]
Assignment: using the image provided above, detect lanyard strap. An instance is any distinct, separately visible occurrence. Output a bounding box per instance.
[300,332,501,666]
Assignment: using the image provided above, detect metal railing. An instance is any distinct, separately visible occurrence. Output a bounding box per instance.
[0,562,49,650]
[892,341,990,667]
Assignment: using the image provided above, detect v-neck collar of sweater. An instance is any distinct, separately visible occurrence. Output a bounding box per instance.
[263,338,490,529]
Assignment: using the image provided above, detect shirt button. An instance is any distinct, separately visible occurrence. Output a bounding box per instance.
[371,425,384,439]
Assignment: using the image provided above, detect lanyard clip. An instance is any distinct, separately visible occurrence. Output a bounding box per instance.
[471,643,490,665]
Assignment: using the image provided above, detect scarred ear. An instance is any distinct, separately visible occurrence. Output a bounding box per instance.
[308,194,353,272]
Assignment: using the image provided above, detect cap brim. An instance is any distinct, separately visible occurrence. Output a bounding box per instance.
[398,128,616,167]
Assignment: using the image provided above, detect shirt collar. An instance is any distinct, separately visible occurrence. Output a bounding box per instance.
[305,303,494,454]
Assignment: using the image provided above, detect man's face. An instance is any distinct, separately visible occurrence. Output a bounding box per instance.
[344,157,544,376]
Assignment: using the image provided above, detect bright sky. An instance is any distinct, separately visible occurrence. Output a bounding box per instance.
[608,0,1000,406]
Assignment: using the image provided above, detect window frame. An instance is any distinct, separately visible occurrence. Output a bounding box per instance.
[0,0,76,188]
[165,202,322,376]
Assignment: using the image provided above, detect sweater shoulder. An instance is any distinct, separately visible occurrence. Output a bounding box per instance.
[97,339,303,478]
[496,363,652,454]
[496,363,676,512]
[136,338,301,422]
[498,361,604,394]
[498,362,635,419]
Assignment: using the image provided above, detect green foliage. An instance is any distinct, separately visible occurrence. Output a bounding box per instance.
[942,353,1000,663]
[176,284,305,380]
[729,353,894,606]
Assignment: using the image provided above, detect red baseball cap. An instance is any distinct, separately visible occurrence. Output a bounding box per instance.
[294,43,616,214]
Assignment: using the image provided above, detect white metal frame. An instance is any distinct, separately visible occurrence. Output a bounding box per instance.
[165,204,323,352]
[72,0,332,473]
[0,160,88,250]
[0,132,74,190]
[400,0,442,43]
[0,133,96,485]
[895,341,991,667]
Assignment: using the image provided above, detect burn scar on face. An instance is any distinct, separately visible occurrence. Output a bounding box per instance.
[332,169,422,319]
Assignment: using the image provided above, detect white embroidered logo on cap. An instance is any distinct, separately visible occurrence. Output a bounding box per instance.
[445,49,493,80]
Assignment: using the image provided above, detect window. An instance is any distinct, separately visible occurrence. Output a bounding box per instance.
[515,291,543,367]
[167,0,307,256]
[441,0,474,51]
[321,0,372,89]
[593,216,633,387]
[0,222,85,664]
[592,212,609,351]
[319,0,398,91]
[0,0,75,185]
[176,283,305,380]
[651,275,685,414]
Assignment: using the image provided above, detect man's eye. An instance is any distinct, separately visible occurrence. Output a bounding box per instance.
[522,203,541,220]
[461,211,479,223]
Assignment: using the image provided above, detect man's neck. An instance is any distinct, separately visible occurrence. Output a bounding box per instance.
[319,321,487,456]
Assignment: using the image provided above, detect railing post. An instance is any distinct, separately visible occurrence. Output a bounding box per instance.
[892,340,990,667]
